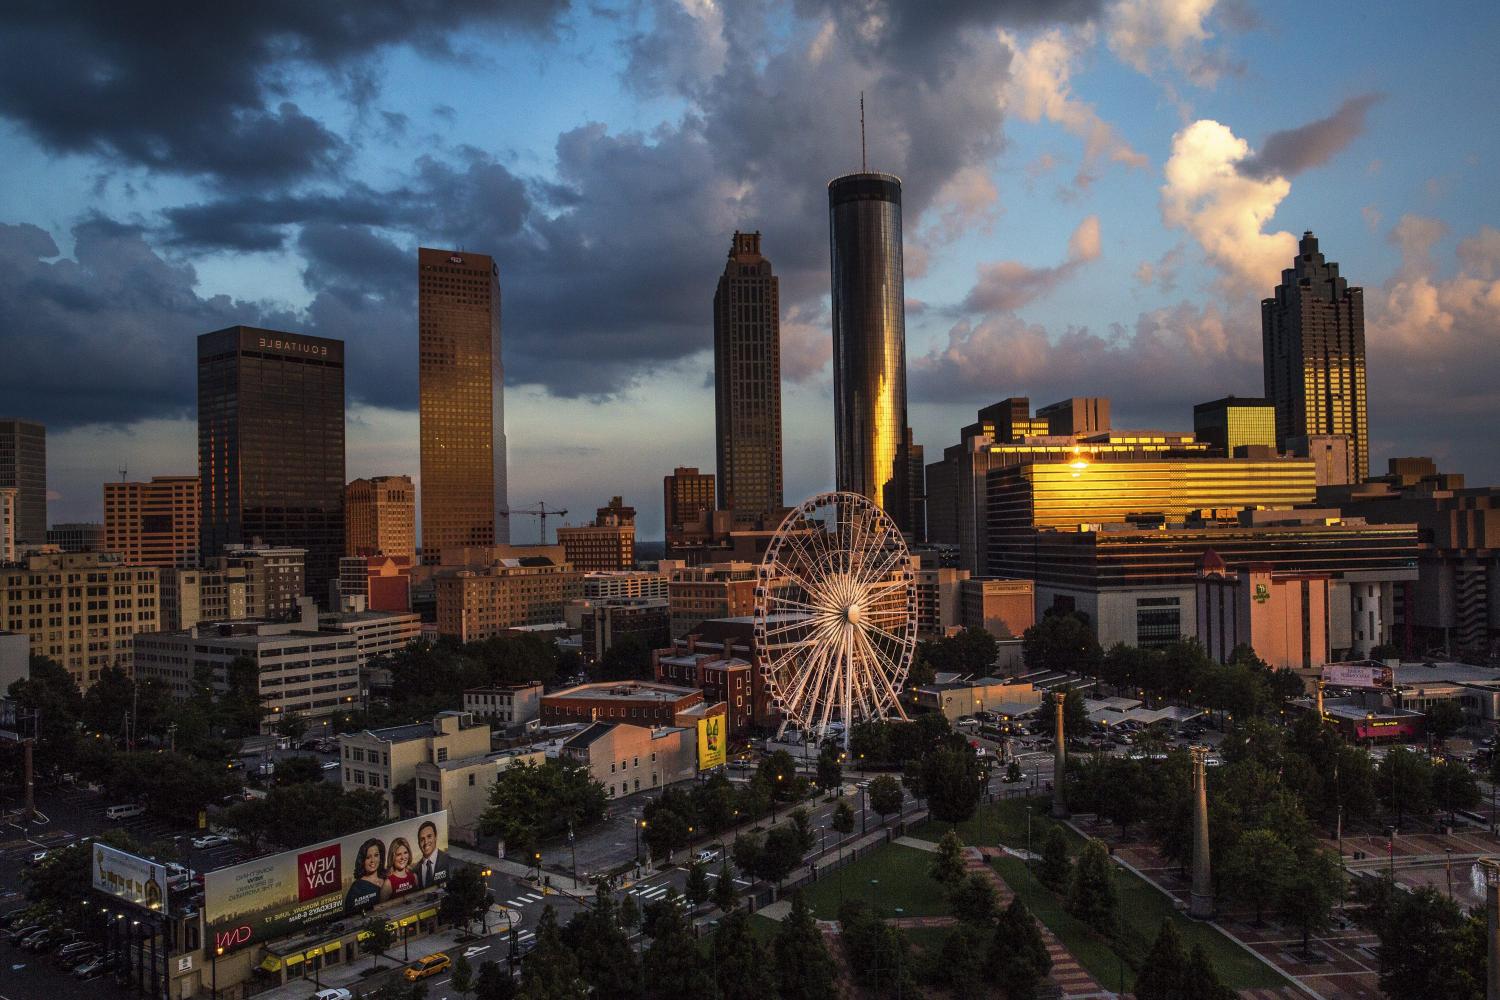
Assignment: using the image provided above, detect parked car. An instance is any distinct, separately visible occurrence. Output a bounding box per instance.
[74,955,116,978]
[105,803,145,820]
[0,906,32,929]
[29,849,50,866]
[24,929,60,952]
[313,989,354,1000]
[321,760,340,771]
[695,849,720,864]
[192,833,230,849]
[403,953,452,982]
[8,922,44,944]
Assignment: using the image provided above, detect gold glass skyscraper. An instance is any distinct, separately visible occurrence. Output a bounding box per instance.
[419,247,508,564]
[828,172,910,526]
[713,232,783,519]
[1262,231,1369,482]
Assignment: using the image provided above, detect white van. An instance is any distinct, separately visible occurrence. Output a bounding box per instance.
[105,804,144,821]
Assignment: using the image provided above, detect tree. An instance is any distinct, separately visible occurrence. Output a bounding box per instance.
[756,823,807,886]
[837,899,917,995]
[1378,748,1435,827]
[932,924,988,997]
[519,906,584,1000]
[599,633,653,681]
[1277,847,1345,956]
[922,745,985,824]
[710,908,775,1000]
[1185,943,1237,1000]
[831,798,855,841]
[1066,838,1117,936]
[930,828,967,886]
[440,864,494,934]
[774,893,836,1000]
[816,743,842,792]
[475,960,517,1000]
[1022,612,1102,675]
[1427,699,1464,744]
[867,773,903,821]
[731,831,763,880]
[1134,919,1190,1000]
[685,860,710,907]
[479,758,608,858]
[712,859,738,913]
[641,893,713,999]
[1433,758,1481,823]
[220,655,267,737]
[561,893,639,998]
[273,754,323,785]
[757,749,801,803]
[987,897,1051,1000]
[1043,686,1091,741]
[949,870,999,926]
[360,916,394,970]
[451,955,475,998]
[1006,758,1023,782]
[1374,886,1484,1000]
[642,786,695,861]
[1220,829,1294,925]
[274,709,309,743]
[1039,825,1071,890]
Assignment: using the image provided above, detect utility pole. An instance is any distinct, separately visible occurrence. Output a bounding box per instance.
[1188,745,1213,919]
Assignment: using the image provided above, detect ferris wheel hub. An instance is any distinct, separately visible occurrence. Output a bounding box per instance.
[843,605,862,625]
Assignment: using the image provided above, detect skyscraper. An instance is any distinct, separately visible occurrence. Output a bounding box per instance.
[1262,231,1369,482]
[0,418,46,546]
[418,247,508,563]
[713,232,783,519]
[828,172,910,527]
[198,326,345,602]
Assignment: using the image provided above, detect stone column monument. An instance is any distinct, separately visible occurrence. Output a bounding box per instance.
[1052,696,1069,819]
[1189,745,1213,919]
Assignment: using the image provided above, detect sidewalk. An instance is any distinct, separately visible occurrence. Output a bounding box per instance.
[450,845,600,897]
[252,922,483,1000]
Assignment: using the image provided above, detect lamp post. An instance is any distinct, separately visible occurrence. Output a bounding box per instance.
[636,819,645,864]
[213,945,222,1000]
[773,773,783,822]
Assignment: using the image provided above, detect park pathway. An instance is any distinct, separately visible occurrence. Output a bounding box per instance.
[968,846,1113,999]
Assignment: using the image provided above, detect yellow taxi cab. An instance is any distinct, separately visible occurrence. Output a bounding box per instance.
[403,952,452,982]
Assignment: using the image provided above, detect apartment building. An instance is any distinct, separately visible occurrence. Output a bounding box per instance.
[338,711,492,814]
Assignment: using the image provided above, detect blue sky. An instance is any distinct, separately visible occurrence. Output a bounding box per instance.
[1,0,1497,538]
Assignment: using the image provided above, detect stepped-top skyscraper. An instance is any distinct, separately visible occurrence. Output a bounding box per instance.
[197,326,345,600]
[713,231,783,520]
[828,171,911,528]
[1262,231,1369,482]
[418,247,509,564]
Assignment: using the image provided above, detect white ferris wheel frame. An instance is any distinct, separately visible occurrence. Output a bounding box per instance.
[752,491,916,750]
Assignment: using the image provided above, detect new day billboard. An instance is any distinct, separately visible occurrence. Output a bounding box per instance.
[204,812,449,953]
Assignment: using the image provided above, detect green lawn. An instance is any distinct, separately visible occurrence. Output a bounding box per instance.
[916,798,1287,991]
[796,843,950,920]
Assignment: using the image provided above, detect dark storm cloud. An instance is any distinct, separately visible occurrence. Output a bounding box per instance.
[5,0,1104,423]
[0,218,284,427]
[0,1,570,185]
[1238,93,1383,179]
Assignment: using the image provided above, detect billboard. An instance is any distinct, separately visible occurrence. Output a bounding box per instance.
[93,843,169,915]
[1323,663,1394,690]
[697,715,726,770]
[204,812,448,953]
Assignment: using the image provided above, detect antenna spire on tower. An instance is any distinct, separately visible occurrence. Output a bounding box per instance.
[860,92,866,172]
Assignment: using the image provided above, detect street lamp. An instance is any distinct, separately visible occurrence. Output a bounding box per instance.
[213,945,222,1000]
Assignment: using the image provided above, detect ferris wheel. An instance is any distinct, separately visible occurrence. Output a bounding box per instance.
[753,491,916,749]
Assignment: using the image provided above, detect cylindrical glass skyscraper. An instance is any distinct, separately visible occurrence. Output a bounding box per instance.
[828,171,908,520]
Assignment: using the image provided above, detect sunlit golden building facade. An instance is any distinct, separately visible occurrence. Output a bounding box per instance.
[1262,231,1369,482]
[829,172,911,528]
[345,475,415,559]
[419,247,508,562]
[1192,396,1276,457]
[986,456,1319,577]
[103,475,200,568]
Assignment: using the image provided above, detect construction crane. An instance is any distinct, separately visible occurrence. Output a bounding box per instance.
[501,502,568,544]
